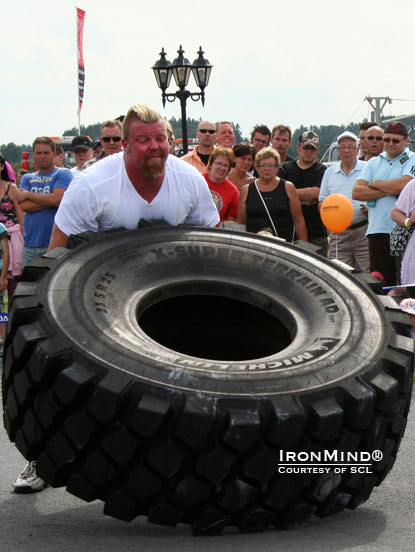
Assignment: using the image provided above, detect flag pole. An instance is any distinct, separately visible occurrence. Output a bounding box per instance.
[77,7,80,134]
[76,7,86,134]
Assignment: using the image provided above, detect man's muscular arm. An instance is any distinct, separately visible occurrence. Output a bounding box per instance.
[296,186,320,204]
[352,179,386,201]
[49,224,69,250]
[18,200,45,212]
[17,188,65,208]
[370,175,412,196]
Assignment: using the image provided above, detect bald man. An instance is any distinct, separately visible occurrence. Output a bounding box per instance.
[181,120,217,173]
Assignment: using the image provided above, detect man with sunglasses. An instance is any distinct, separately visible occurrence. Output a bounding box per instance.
[358,122,376,160]
[364,126,384,161]
[181,121,217,173]
[84,120,123,169]
[353,122,415,286]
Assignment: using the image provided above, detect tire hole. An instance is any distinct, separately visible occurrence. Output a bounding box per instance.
[138,294,293,361]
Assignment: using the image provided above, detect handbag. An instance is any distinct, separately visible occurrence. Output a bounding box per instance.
[390,223,414,258]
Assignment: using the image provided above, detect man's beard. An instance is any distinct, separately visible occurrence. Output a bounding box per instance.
[142,155,166,177]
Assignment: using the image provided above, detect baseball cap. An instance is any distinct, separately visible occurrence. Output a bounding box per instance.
[337,131,358,143]
[299,130,320,149]
[92,138,101,150]
[384,122,408,137]
[370,271,386,286]
[71,136,93,151]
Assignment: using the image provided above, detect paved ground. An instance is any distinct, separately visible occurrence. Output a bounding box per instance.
[1,395,414,552]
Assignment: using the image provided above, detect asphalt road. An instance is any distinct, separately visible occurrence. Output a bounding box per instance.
[1,394,414,552]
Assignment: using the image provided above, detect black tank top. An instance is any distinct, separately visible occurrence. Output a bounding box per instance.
[246,178,294,241]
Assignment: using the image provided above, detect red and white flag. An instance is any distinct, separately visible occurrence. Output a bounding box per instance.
[76,7,86,116]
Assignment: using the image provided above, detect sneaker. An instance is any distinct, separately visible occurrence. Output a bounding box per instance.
[13,461,47,493]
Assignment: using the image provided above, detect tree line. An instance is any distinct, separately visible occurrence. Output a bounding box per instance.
[3,115,415,169]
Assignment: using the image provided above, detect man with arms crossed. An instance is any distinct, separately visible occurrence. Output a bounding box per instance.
[13,137,73,493]
[278,131,327,253]
[50,103,219,248]
[17,137,73,265]
[352,122,415,286]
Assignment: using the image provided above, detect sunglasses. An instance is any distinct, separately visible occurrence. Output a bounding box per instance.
[102,136,122,142]
[367,136,383,141]
[198,129,216,134]
[383,137,404,144]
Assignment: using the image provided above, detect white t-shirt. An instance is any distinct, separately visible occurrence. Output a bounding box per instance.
[55,152,220,235]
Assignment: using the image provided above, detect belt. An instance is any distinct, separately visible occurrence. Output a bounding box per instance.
[348,220,368,230]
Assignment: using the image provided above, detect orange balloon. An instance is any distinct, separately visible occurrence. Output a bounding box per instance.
[320,193,354,234]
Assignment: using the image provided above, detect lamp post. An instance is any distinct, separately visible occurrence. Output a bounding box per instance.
[152,45,213,155]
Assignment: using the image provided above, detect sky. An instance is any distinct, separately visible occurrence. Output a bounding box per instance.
[3,0,415,146]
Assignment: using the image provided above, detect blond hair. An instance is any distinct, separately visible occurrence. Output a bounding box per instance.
[254,147,281,168]
[101,120,122,134]
[122,103,163,140]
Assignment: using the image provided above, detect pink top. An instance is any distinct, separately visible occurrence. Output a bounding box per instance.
[395,180,415,286]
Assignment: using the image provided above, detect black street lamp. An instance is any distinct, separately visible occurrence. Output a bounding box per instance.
[152,46,213,155]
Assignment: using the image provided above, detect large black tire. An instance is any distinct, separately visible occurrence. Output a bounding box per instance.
[2,226,414,535]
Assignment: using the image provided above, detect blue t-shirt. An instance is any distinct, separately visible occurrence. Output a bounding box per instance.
[20,168,73,247]
[359,149,415,235]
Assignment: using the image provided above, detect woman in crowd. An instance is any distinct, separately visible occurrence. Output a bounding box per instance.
[203,147,239,221]
[391,179,415,298]
[237,147,307,241]
[228,143,254,192]
[0,154,25,303]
